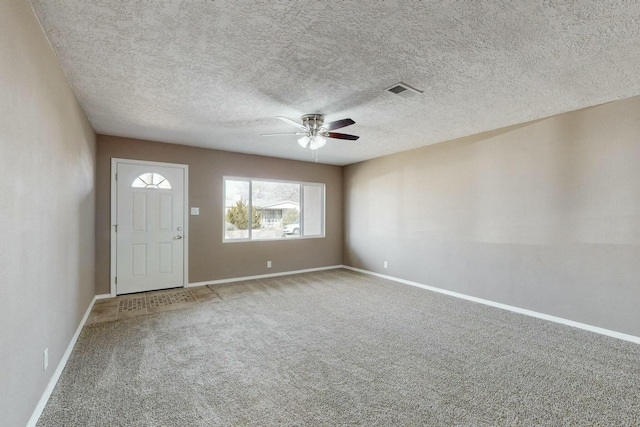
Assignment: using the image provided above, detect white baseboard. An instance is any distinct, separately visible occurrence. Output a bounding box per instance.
[95,293,112,300]
[187,265,344,287]
[26,295,98,427]
[343,266,640,345]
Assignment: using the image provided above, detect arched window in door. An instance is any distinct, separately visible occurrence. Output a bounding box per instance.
[131,172,172,189]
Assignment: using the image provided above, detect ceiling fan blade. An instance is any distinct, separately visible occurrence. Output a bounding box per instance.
[327,132,359,141]
[260,132,307,136]
[261,132,306,136]
[324,118,355,131]
[276,116,307,130]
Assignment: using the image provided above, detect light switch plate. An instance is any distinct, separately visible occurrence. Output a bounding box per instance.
[190,207,199,215]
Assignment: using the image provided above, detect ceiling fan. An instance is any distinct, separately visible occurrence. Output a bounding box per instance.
[263,114,359,150]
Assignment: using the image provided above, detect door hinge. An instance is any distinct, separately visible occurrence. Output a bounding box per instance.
[114,224,118,232]
[115,277,117,285]
[115,173,118,181]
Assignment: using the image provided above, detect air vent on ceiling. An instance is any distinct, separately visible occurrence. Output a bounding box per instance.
[386,82,423,98]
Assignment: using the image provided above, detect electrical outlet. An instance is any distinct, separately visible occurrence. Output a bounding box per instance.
[43,348,48,371]
[267,261,272,268]
[384,261,388,269]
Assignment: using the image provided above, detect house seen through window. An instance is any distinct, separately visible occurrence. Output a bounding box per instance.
[224,178,324,241]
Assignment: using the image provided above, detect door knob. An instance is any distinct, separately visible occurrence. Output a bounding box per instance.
[173,235,183,239]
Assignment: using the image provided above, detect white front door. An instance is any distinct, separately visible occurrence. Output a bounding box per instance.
[113,160,187,295]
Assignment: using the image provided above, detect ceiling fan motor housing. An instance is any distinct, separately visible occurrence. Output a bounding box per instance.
[301,114,325,131]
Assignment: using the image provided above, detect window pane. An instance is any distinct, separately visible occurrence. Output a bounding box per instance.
[303,184,323,236]
[131,173,171,189]
[252,180,300,240]
[224,180,250,240]
[222,177,324,242]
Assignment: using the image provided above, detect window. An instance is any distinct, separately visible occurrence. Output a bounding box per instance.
[132,173,171,189]
[224,177,325,241]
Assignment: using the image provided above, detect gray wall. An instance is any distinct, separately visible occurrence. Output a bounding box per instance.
[96,135,343,294]
[344,97,640,337]
[0,1,96,425]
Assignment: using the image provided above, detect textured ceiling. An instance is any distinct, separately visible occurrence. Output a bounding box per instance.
[30,0,640,165]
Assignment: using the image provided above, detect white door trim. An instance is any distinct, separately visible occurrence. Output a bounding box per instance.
[110,158,189,297]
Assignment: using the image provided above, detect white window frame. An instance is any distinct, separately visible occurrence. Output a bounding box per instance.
[223,176,325,243]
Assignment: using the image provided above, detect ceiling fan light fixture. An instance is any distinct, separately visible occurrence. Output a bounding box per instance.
[297,136,310,148]
[309,135,326,150]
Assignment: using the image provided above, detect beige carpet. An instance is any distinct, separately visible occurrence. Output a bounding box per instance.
[37,269,640,426]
